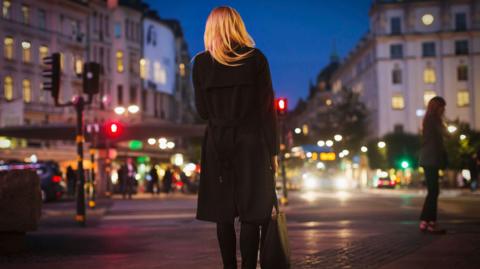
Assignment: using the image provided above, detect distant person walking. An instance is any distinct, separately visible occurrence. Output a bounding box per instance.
[162,166,173,194]
[66,165,76,197]
[193,6,279,269]
[120,157,136,199]
[149,166,160,195]
[419,96,447,234]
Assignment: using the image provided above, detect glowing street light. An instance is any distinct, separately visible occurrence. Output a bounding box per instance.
[317,140,325,147]
[361,146,368,153]
[447,125,457,133]
[334,134,343,142]
[294,128,302,134]
[127,104,140,114]
[326,140,334,147]
[114,106,126,115]
[459,134,466,140]
[166,141,175,149]
[377,141,386,149]
[147,138,156,145]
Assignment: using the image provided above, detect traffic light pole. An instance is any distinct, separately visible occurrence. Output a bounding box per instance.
[74,96,87,226]
[280,118,288,204]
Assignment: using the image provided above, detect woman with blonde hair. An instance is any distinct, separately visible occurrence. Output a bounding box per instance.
[193,6,279,269]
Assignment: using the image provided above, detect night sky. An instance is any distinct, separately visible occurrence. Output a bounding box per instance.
[146,0,373,108]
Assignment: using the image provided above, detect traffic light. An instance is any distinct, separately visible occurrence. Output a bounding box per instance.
[83,62,101,95]
[105,121,123,138]
[400,160,410,169]
[276,97,288,116]
[42,53,61,101]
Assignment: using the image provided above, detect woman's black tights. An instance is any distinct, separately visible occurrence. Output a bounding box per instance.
[216,220,269,269]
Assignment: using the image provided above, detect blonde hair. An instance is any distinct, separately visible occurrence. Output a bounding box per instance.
[204,6,255,66]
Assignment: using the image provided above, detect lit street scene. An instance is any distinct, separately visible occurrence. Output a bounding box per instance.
[1,0,480,268]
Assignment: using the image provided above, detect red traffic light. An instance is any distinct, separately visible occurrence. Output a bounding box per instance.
[104,121,123,138]
[276,98,288,115]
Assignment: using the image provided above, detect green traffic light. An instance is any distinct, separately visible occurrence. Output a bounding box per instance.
[401,160,409,169]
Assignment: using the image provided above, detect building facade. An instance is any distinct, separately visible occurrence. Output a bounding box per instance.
[331,0,480,137]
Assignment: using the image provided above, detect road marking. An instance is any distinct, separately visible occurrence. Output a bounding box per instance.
[103,212,195,221]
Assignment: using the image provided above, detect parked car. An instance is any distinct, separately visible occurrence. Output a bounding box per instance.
[0,160,65,202]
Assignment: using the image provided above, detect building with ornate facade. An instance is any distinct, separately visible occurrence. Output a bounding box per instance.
[331,0,480,137]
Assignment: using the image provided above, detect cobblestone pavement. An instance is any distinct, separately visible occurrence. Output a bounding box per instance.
[1,190,479,269]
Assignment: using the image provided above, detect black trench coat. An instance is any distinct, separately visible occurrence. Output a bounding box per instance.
[193,47,279,223]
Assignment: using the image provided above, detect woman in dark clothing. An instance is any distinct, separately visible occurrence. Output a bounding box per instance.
[418,96,447,234]
[193,6,279,269]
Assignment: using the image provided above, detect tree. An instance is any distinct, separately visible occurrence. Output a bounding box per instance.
[444,119,480,170]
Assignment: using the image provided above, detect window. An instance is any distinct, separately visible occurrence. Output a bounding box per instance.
[455,40,469,55]
[422,42,436,57]
[114,22,121,38]
[129,86,137,104]
[390,44,403,59]
[391,94,405,110]
[4,76,13,101]
[22,79,31,103]
[38,9,46,29]
[2,0,11,19]
[457,65,468,81]
[39,45,48,63]
[154,61,166,84]
[4,36,14,60]
[179,63,186,77]
[125,19,129,39]
[59,52,65,71]
[116,51,124,73]
[392,66,402,84]
[21,4,30,24]
[105,15,110,36]
[424,90,436,107]
[21,41,31,63]
[424,67,436,84]
[74,57,83,76]
[140,58,148,79]
[117,85,123,105]
[457,90,469,107]
[455,13,467,31]
[390,17,401,35]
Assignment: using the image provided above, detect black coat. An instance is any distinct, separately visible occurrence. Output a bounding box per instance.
[193,47,279,223]
[419,117,447,168]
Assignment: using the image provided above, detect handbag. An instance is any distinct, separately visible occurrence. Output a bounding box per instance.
[260,193,291,269]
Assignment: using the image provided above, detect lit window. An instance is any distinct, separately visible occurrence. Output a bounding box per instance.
[154,61,166,84]
[21,41,31,63]
[116,51,124,73]
[179,63,186,77]
[422,14,434,26]
[4,36,14,60]
[74,57,83,75]
[424,67,436,84]
[140,58,148,79]
[457,90,469,107]
[2,0,11,19]
[39,45,48,63]
[59,53,65,71]
[423,91,436,107]
[4,76,13,101]
[457,65,468,81]
[21,5,29,24]
[391,94,405,110]
[22,79,31,103]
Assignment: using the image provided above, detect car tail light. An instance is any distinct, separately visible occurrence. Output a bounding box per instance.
[52,175,62,183]
[390,181,396,186]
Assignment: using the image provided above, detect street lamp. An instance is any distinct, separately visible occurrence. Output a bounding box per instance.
[460,134,466,140]
[294,128,302,134]
[114,106,126,115]
[377,141,386,149]
[334,134,343,142]
[361,146,368,153]
[447,125,457,133]
[326,140,334,147]
[317,140,325,147]
[147,138,156,145]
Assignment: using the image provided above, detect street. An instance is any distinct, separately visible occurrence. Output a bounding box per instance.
[1,189,479,269]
